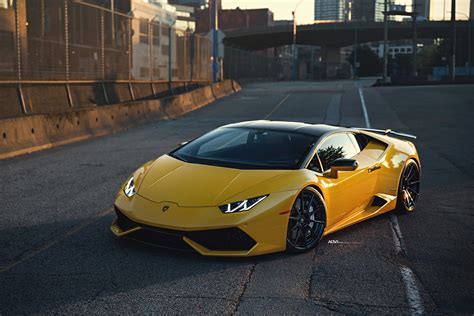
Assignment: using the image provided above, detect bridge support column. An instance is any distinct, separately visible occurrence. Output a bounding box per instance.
[321,46,342,79]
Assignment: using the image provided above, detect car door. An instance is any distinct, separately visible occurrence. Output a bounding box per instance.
[307,133,378,226]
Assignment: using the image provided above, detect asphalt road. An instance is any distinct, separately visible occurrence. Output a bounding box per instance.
[1,81,473,314]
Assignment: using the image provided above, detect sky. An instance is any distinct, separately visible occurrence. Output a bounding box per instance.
[221,0,471,25]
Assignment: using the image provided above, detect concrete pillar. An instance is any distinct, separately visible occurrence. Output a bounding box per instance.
[321,46,342,79]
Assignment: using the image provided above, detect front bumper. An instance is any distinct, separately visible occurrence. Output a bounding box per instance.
[111,190,297,256]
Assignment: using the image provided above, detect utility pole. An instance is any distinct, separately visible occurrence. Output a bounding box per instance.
[412,0,418,77]
[354,24,358,78]
[450,0,456,81]
[212,0,219,82]
[469,17,472,76]
[292,0,305,81]
[292,10,297,80]
[383,0,388,82]
[449,12,471,76]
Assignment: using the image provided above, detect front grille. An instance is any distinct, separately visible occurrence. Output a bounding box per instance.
[129,228,194,251]
[187,228,256,251]
[114,207,256,252]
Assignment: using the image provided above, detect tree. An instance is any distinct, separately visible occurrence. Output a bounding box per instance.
[346,45,383,76]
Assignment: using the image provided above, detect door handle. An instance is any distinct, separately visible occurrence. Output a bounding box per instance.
[368,165,381,173]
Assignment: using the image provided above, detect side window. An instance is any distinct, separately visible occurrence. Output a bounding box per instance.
[353,133,369,151]
[317,134,359,172]
[308,155,322,173]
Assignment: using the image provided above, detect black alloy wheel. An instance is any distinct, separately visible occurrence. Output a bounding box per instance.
[287,187,326,253]
[396,159,421,213]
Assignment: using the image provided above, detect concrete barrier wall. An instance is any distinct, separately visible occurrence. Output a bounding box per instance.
[0,85,22,118]
[132,83,155,101]
[69,84,101,108]
[153,83,171,98]
[211,82,227,99]
[0,80,240,159]
[23,85,70,114]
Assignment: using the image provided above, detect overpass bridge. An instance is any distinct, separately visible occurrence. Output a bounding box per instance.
[224,20,471,51]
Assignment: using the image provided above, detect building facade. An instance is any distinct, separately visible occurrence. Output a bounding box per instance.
[168,0,206,7]
[314,0,348,22]
[415,0,430,20]
[131,0,177,80]
[350,0,376,21]
[470,0,473,19]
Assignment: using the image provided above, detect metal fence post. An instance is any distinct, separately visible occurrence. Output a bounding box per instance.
[99,8,109,104]
[65,0,74,108]
[128,16,132,81]
[14,0,27,114]
[168,26,173,94]
[150,21,157,97]
[149,20,153,82]
[101,10,105,79]
[190,33,194,84]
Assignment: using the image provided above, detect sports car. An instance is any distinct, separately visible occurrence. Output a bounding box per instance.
[111,120,421,256]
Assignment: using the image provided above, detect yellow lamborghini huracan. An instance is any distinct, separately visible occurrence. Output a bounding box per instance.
[111,121,420,256]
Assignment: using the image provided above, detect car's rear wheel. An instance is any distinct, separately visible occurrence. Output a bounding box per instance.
[396,159,421,213]
[286,187,326,254]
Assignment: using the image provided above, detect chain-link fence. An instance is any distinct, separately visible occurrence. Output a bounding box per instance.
[223,46,292,81]
[0,0,211,83]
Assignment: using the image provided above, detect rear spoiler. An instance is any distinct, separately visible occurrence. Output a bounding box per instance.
[354,128,417,140]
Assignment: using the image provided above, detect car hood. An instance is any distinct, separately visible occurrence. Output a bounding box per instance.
[137,155,290,207]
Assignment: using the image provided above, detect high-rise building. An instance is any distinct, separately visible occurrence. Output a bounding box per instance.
[168,0,207,7]
[470,0,473,19]
[414,0,430,20]
[350,0,376,21]
[314,0,348,22]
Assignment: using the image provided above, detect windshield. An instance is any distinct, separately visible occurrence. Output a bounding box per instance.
[169,127,316,169]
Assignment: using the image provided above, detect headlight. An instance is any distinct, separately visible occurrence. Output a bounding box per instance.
[124,177,136,198]
[219,195,268,214]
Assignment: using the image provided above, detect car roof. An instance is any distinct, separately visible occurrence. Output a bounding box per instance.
[222,120,344,137]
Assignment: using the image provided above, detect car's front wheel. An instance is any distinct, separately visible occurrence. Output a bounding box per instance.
[286,187,326,254]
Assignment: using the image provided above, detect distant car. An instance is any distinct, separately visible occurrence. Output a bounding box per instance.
[111,121,421,256]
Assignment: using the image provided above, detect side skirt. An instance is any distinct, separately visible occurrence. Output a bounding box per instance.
[323,193,397,236]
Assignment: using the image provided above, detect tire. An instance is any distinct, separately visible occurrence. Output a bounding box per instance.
[395,159,421,214]
[286,187,326,254]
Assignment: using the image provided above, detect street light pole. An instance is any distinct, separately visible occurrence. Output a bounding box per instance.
[354,23,358,78]
[291,0,305,81]
[450,0,456,81]
[292,10,297,80]
[383,0,388,82]
[212,0,219,82]
[470,17,472,76]
[412,10,418,77]
[448,11,472,76]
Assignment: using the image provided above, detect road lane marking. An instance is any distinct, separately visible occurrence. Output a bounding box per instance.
[400,265,425,315]
[324,94,342,125]
[0,207,114,273]
[358,85,425,315]
[358,87,371,128]
[389,213,405,255]
[264,93,291,119]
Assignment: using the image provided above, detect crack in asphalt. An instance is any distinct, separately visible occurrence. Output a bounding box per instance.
[239,295,407,313]
[231,263,257,314]
[306,248,318,300]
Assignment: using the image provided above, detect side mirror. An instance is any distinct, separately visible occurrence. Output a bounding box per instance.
[326,158,358,178]
[177,141,188,147]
